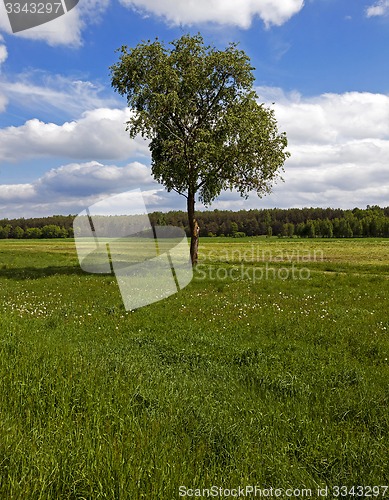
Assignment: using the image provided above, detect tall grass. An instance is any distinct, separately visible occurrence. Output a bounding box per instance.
[0,238,388,498]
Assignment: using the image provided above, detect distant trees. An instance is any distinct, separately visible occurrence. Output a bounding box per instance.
[282,223,295,238]
[0,215,74,239]
[0,225,11,239]
[11,226,24,239]
[183,205,389,238]
[25,227,42,239]
[0,206,388,239]
[40,225,67,238]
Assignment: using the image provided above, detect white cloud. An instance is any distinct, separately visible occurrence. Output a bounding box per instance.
[0,73,121,118]
[120,0,305,28]
[0,160,161,217]
[0,35,7,111]
[366,0,389,17]
[0,34,7,67]
[1,86,389,216]
[0,183,36,201]
[0,91,7,111]
[194,87,389,210]
[0,45,6,66]
[38,160,154,196]
[257,87,389,143]
[0,108,149,162]
[0,4,12,33]
[251,87,389,208]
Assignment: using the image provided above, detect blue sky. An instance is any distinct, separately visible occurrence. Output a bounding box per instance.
[0,0,388,218]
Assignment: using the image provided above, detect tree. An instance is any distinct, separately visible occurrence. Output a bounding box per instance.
[0,225,11,239]
[25,227,43,239]
[321,218,333,238]
[110,33,289,265]
[245,217,259,236]
[282,222,294,238]
[11,226,24,239]
[41,225,67,239]
[230,221,238,237]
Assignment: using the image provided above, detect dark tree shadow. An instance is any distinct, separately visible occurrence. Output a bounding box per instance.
[0,265,110,280]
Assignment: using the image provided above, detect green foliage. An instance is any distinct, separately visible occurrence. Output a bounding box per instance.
[25,227,43,239]
[0,224,11,239]
[11,226,24,239]
[41,225,68,238]
[230,221,238,236]
[110,33,289,205]
[307,220,316,238]
[282,222,295,237]
[0,207,388,240]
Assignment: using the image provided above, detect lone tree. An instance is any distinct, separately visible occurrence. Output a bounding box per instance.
[110,33,289,265]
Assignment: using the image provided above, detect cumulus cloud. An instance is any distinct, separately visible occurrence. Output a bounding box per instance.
[251,87,389,208]
[0,183,36,201]
[1,86,389,216]
[120,0,304,28]
[38,160,154,196]
[366,0,389,17]
[0,160,162,217]
[0,108,149,162]
[257,87,389,143]
[194,88,389,210]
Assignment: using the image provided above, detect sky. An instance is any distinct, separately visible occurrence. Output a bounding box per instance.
[0,0,388,218]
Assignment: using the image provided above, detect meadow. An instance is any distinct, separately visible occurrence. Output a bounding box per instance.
[0,237,388,499]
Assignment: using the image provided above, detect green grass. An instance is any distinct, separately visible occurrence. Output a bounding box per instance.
[0,238,388,498]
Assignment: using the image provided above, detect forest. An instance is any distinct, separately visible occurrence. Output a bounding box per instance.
[0,205,388,239]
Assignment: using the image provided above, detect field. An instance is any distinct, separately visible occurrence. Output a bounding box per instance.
[0,237,388,499]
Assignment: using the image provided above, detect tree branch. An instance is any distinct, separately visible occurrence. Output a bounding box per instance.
[190,73,230,135]
[171,187,188,198]
[156,117,185,143]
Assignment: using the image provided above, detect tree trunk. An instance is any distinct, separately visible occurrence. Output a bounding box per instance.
[187,191,199,266]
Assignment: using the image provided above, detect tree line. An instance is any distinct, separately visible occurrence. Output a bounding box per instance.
[153,205,389,238]
[0,216,74,239]
[0,205,388,239]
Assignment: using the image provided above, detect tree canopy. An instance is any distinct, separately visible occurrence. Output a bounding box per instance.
[110,33,289,264]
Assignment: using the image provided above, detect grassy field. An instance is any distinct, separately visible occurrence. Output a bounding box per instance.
[0,237,388,499]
